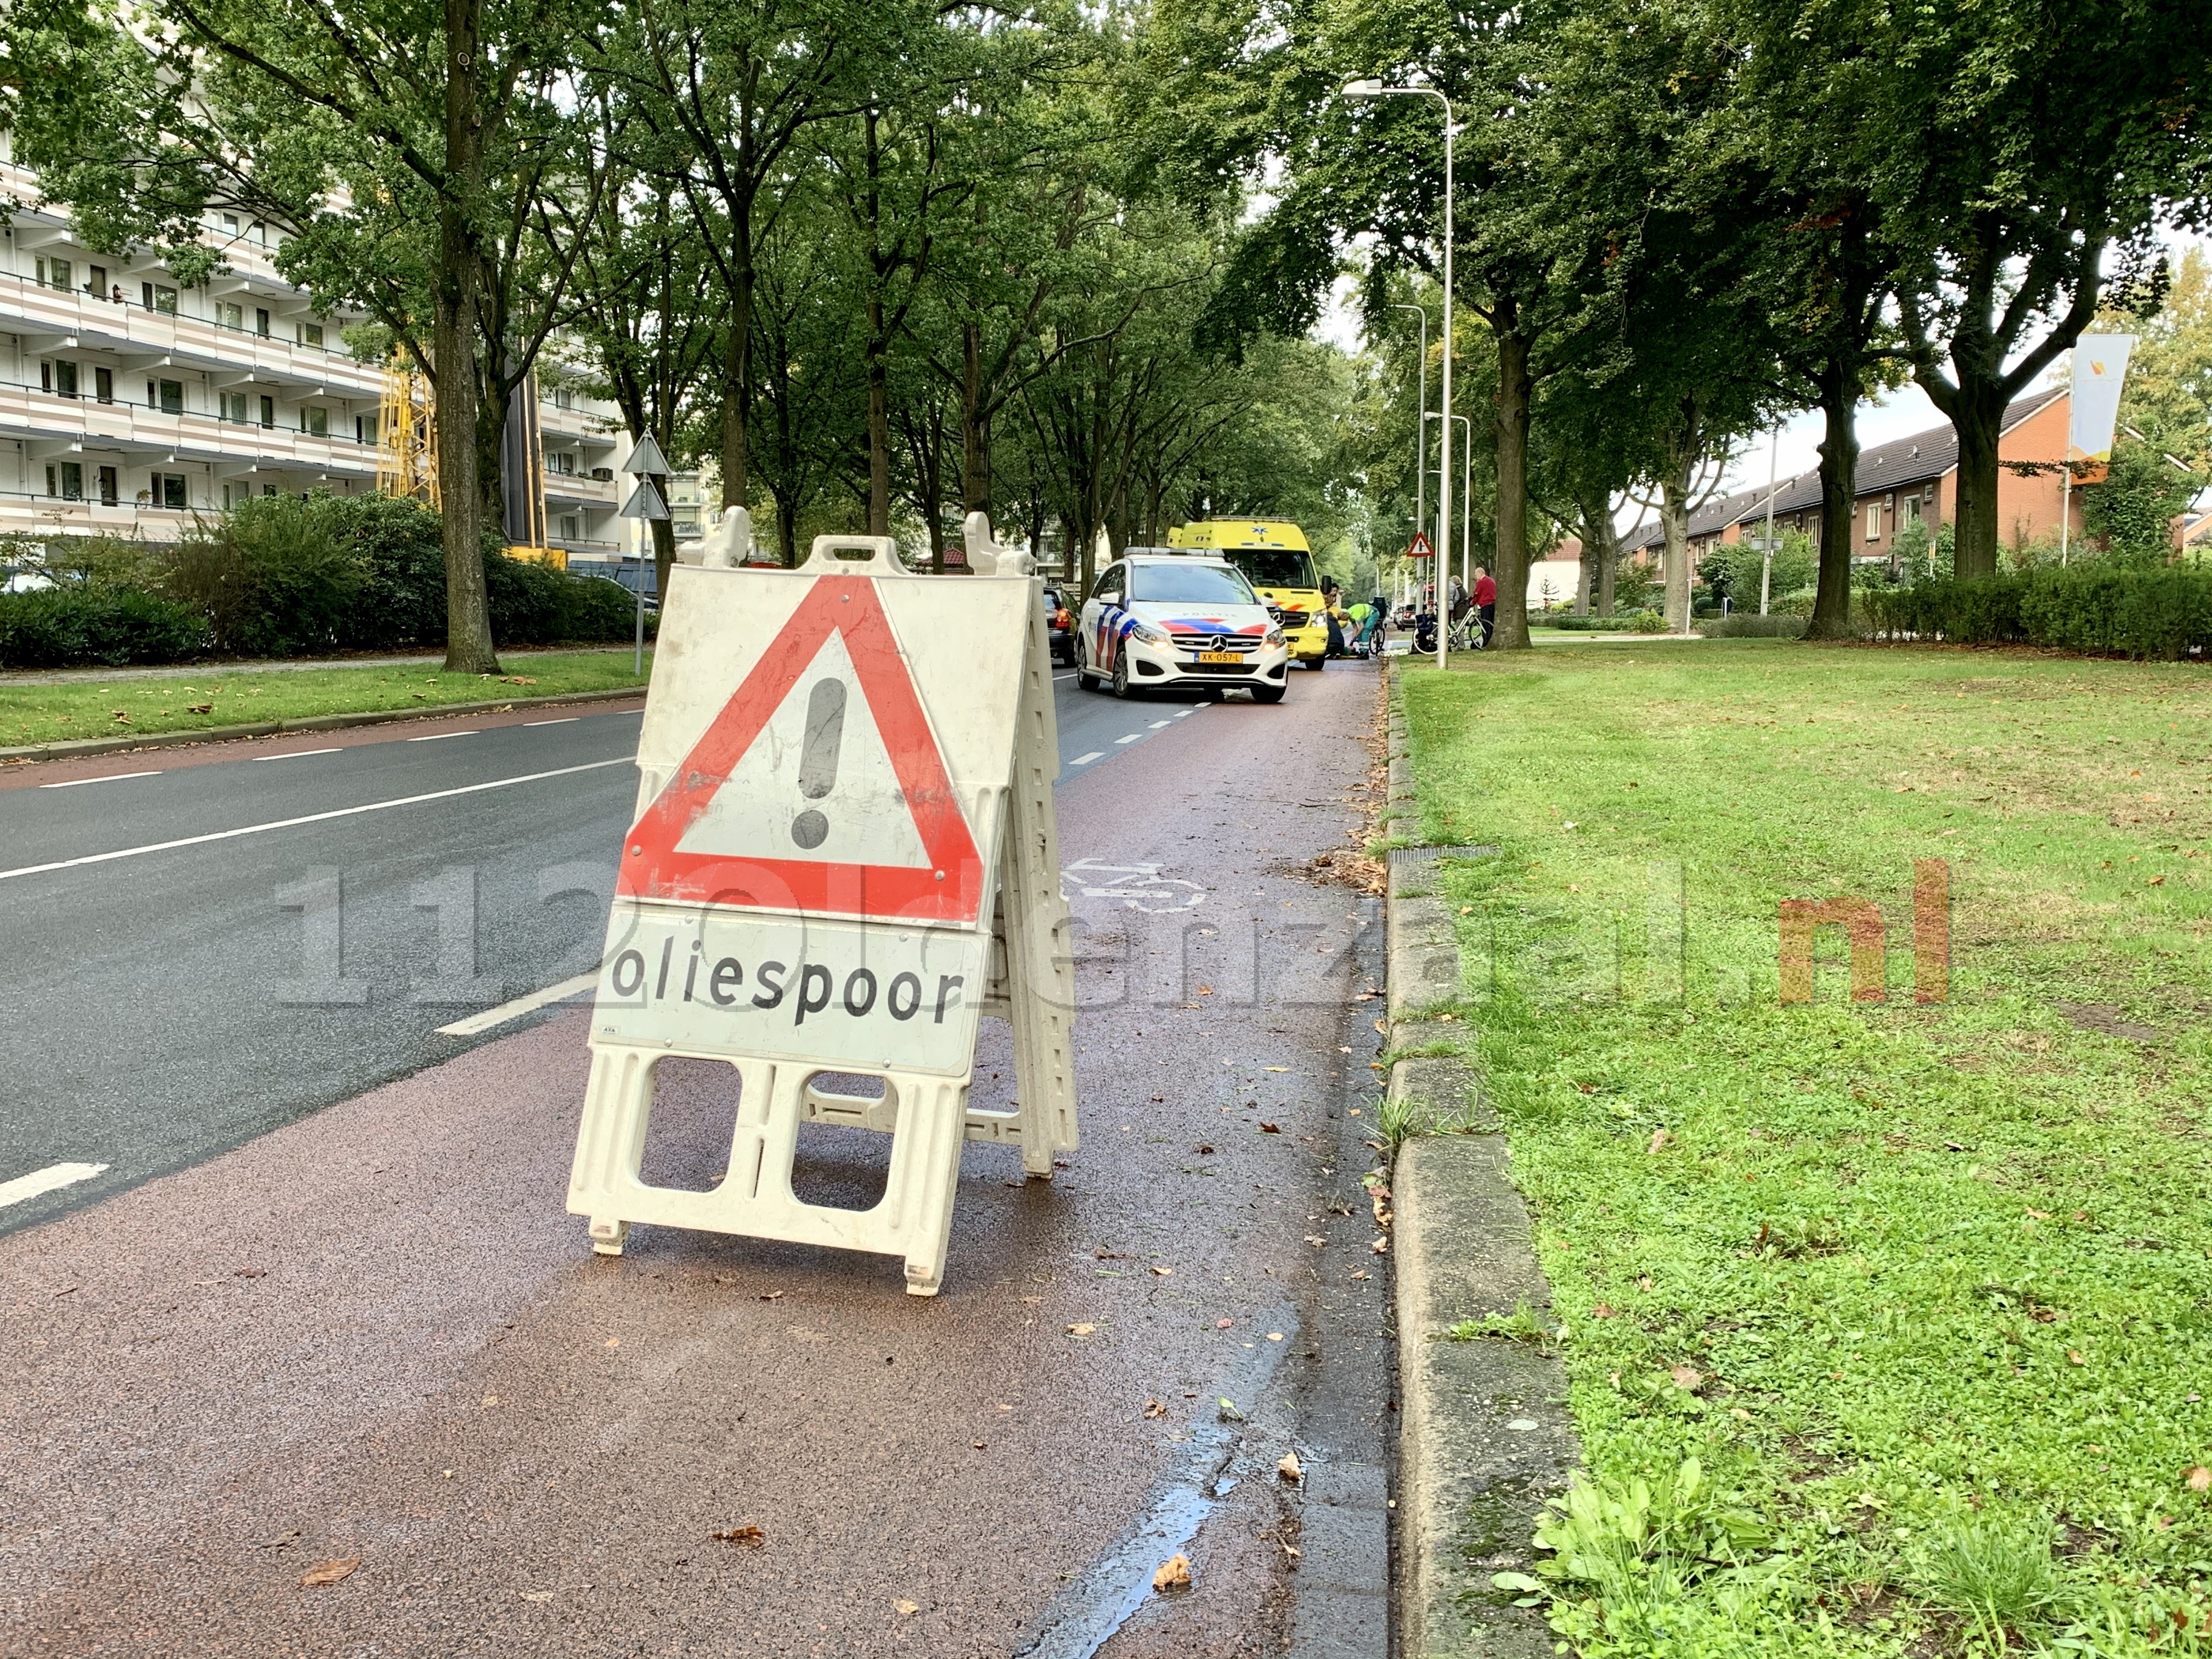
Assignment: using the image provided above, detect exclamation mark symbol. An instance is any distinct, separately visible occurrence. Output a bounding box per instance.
[792,679,846,850]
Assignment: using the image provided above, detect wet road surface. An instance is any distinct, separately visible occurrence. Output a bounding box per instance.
[0,659,1392,1657]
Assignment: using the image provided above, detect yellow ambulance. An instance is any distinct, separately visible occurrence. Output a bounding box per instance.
[1165,520,1330,670]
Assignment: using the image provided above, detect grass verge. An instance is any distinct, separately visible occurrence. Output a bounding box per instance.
[1400,640,2212,1657]
[0,648,651,747]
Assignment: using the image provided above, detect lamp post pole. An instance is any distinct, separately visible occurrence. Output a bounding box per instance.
[1760,424,1779,616]
[1345,80,1454,671]
[1391,302,1430,582]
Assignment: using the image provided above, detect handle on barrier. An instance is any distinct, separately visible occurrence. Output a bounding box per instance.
[798,535,910,576]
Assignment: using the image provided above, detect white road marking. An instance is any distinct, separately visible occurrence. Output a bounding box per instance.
[1173,710,1194,718]
[0,758,630,884]
[38,770,162,789]
[1070,751,1105,766]
[1052,673,1077,682]
[253,747,342,761]
[436,970,600,1037]
[1148,721,1170,729]
[407,730,478,742]
[524,717,580,726]
[1115,733,1142,745]
[0,1161,109,1209]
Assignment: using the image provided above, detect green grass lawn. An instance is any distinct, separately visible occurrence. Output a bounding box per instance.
[1397,641,2212,1657]
[0,648,651,748]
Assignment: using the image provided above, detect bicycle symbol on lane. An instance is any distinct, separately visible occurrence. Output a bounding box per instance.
[1059,859,1206,915]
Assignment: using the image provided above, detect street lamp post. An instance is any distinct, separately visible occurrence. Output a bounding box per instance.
[1421,408,1473,625]
[1391,302,1430,583]
[1344,79,1454,671]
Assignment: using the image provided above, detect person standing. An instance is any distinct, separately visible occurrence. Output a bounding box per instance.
[1474,566,1497,650]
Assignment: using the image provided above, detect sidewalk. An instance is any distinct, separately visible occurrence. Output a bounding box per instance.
[1,643,638,687]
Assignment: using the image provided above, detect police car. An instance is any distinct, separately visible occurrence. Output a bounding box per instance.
[1074,548,1290,703]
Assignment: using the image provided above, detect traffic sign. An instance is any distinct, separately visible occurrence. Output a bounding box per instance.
[616,575,984,924]
[568,528,1079,1295]
[1407,531,1434,561]
[618,478,669,521]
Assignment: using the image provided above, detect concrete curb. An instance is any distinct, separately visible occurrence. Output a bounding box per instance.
[0,684,648,765]
[1383,676,1579,1658]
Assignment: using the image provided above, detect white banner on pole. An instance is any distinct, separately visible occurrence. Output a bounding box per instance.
[2067,335,2135,462]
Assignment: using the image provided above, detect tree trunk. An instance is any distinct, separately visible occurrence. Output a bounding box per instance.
[1576,489,1617,618]
[651,492,676,599]
[1805,361,1860,639]
[865,304,890,537]
[1489,321,1533,650]
[1658,475,1692,634]
[961,321,989,517]
[435,0,497,675]
[1944,383,2007,580]
[720,208,754,512]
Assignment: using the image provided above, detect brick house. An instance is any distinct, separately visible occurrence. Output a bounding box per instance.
[1618,386,2086,573]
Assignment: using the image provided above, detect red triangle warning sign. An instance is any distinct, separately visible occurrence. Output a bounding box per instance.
[616,576,985,924]
[1407,531,1435,561]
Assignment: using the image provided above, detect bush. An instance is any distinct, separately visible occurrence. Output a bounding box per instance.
[1865,561,2212,659]
[0,584,208,668]
[1544,614,1650,632]
[1696,614,1809,639]
[164,495,364,656]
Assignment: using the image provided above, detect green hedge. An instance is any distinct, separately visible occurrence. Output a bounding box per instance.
[1543,611,1664,632]
[0,493,650,669]
[0,585,210,668]
[1864,564,2212,660]
[1696,614,1809,639]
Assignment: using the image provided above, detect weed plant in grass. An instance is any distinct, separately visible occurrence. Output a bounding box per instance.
[1398,641,2212,1656]
[0,649,651,748]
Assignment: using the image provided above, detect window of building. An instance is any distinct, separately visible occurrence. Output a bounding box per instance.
[45,462,83,500]
[94,367,113,404]
[549,449,577,475]
[87,265,107,296]
[558,515,582,541]
[554,386,574,411]
[263,483,278,498]
[216,302,244,331]
[356,412,379,446]
[150,379,184,414]
[35,256,72,291]
[1901,495,1922,524]
[297,321,324,348]
[221,391,249,424]
[1864,502,1881,541]
[254,308,270,337]
[221,213,240,235]
[260,396,276,428]
[301,406,328,438]
[153,472,189,509]
[53,362,77,399]
[252,221,267,246]
[97,466,118,506]
[142,282,178,313]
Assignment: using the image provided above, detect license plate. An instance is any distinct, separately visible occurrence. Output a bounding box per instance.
[1195,651,1242,663]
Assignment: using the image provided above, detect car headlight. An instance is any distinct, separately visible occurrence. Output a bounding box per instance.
[1264,627,1286,647]
[1128,620,1170,645]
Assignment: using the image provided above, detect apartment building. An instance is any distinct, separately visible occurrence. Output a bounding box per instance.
[0,145,623,557]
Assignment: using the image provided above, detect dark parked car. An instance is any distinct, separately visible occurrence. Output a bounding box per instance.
[1042,585,1076,666]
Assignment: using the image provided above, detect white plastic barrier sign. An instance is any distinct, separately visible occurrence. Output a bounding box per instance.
[567,521,1078,1294]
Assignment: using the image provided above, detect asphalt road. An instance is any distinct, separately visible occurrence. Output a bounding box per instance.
[0,656,1390,1658]
[0,667,1258,1240]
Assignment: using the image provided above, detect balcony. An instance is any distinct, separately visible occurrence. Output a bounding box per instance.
[0,381,380,476]
[0,492,209,538]
[0,270,384,398]
[542,470,620,510]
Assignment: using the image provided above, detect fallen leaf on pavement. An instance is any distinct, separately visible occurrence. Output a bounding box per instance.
[1278,1451,1302,1483]
[1151,1265,1173,1276]
[1265,1066,1290,1073]
[1144,1400,1169,1419]
[251,1529,302,1550]
[972,1440,987,1449]
[1217,1398,1245,1422]
[710,1526,766,1548]
[1267,1331,1283,1341]
[2068,1350,2086,1365]
[520,1590,554,1602]
[1066,1323,1096,1337]
[604,1338,620,1348]
[1647,1128,1671,1154]
[895,1599,921,1616]
[1216,1317,1235,1329]
[1350,1269,1369,1280]
[1153,1554,1192,1592]
[1669,1365,1703,1391]
[1259,1122,1281,1133]
[1305,1234,1328,1247]
[299,1559,360,1587]
[759,1291,783,1301]
[1370,1237,1389,1255]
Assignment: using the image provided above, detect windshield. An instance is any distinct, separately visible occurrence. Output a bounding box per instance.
[1224,549,1318,591]
[1127,561,1259,605]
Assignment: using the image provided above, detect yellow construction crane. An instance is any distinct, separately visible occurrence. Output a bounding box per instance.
[375,354,436,505]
